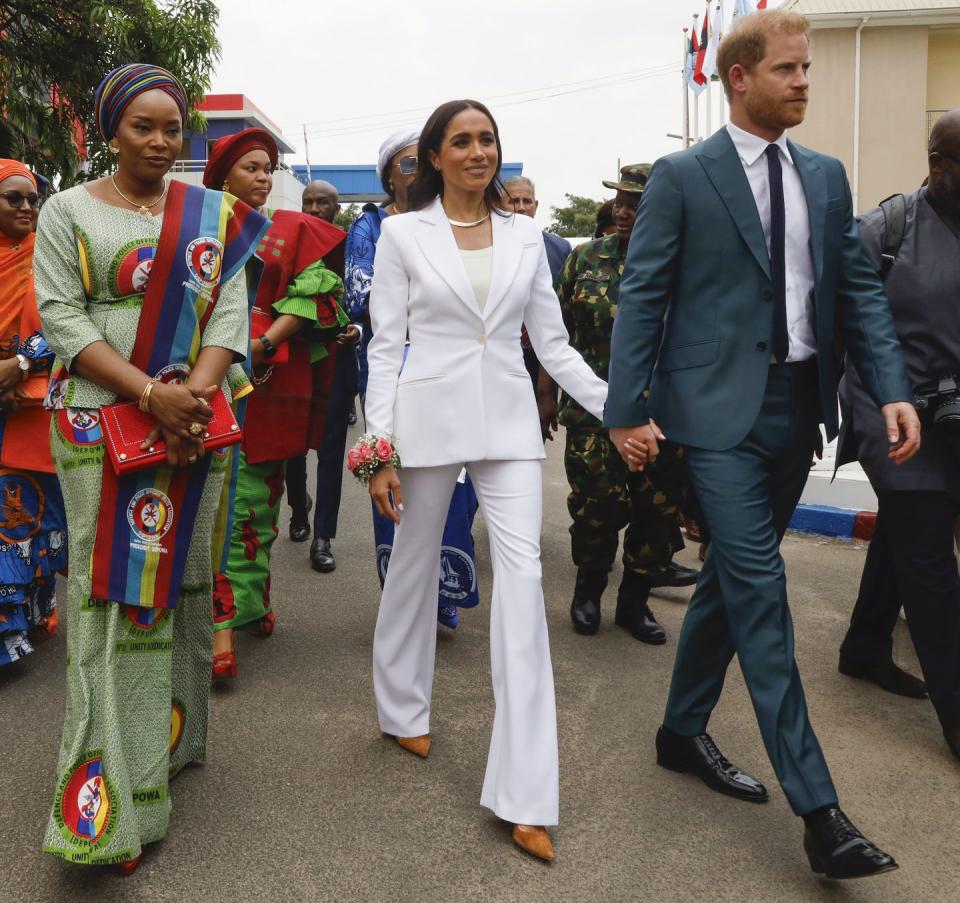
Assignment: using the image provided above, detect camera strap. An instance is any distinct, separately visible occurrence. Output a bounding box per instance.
[878,193,907,281]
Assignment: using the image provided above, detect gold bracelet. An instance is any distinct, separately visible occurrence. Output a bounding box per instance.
[139,378,157,413]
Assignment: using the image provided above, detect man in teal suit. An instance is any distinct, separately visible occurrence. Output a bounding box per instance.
[604,10,921,881]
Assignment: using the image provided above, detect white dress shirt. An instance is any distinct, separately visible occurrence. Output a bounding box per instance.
[726,122,816,362]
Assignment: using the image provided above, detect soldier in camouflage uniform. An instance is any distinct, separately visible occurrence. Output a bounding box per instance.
[542,165,698,643]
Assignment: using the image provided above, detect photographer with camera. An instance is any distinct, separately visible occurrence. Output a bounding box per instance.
[838,108,960,763]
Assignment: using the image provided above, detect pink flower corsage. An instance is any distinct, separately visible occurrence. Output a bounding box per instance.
[347,433,401,485]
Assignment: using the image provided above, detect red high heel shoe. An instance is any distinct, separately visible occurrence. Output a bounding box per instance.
[212,651,237,680]
[116,855,143,876]
[248,610,276,638]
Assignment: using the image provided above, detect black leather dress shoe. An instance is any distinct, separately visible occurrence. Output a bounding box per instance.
[646,561,700,588]
[615,571,666,644]
[310,538,336,573]
[570,568,607,635]
[656,725,768,802]
[347,404,357,426]
[803,807,898,879]
[615,599,667,644]
[288,492,312,543]
[945,727,960,762]
[838,657,927,698]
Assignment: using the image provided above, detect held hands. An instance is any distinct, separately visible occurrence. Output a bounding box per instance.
[369,465,404,525]
[141,382,217,468]
[609,421,666,472]
[881,402,922,465]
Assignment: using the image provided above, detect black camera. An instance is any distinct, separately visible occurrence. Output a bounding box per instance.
[914,375,960,436]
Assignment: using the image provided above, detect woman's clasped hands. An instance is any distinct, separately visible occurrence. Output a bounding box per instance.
[140,381,218,468]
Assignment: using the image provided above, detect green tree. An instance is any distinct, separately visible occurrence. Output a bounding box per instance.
[334,202,361,232]
[547,194,604,238]
[0,1,220,186]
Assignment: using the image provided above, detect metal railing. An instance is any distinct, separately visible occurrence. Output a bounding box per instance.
[170,159,298,175]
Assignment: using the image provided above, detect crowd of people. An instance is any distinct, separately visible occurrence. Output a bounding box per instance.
[1,5,957,886]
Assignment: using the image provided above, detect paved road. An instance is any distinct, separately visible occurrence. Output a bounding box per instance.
[4,427,956,902]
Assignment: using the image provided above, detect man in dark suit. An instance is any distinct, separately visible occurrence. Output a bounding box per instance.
[604,9,921,880]
[838,107,960,763]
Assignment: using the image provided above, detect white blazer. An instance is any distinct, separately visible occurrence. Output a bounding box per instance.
[365,196,607,468]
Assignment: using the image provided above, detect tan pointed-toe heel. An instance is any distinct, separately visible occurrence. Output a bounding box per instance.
[512,824,554,862]
[391,733,431,758]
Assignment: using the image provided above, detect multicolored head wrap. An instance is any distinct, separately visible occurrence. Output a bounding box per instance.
[202,128,279,189]
[0,159,37,189]
[94,63,189,141]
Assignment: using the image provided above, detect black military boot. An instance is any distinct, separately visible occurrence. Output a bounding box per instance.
[570,568,608,635]
[615,570,667,645]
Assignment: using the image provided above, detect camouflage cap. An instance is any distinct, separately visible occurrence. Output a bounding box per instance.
[602,163,652,193]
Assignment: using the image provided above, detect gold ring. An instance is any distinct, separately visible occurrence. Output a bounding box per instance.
[188,422,204,437]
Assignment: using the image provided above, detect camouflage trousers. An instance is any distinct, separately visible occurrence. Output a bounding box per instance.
[564,428,687,579]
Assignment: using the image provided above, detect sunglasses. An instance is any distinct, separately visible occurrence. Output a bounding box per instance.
[393,155,418,175]
[0,191,40,209]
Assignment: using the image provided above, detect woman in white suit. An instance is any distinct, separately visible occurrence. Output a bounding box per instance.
[362,99,609,862]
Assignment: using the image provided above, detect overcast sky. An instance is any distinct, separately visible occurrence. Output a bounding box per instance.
[210,0,733,222]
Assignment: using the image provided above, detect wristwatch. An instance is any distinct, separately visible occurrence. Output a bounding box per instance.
[15,353,30,377]
[259,334,278,359]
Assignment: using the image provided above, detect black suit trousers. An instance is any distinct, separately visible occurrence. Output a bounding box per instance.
[842,490,960,730]
[285,344,359,539]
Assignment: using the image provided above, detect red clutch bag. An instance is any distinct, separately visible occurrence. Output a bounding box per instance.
[251,308,289,364]
[100,386,242,475]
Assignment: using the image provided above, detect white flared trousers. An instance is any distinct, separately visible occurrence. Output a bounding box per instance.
[372,459,559,826]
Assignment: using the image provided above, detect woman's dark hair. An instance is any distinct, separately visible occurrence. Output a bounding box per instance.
[593,198,615,238]
[407,99,506,213]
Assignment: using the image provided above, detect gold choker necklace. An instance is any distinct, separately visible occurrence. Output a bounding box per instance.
[446,211,490,228]
[111,175,168,216]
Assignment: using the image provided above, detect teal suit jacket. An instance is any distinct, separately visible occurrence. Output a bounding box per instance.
[603,127,911,449]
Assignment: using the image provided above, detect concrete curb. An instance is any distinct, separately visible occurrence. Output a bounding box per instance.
[789,504,876,541]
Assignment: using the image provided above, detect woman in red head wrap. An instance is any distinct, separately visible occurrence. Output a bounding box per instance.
[202,129,349,680]
[0,159,66,666]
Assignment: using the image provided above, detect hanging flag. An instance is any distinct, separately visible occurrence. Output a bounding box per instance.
[685,17,707,96]
[758,0,768,7]
[733,0,757,20]
[704,0,726,78]
[693,7,710,86]
[702,2,723,82]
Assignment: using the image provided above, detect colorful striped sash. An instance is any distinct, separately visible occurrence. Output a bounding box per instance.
[90,181,268,609]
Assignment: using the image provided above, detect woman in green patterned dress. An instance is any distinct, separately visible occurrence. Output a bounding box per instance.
[34,65,267,872]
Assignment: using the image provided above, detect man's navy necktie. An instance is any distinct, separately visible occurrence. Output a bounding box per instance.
[765,143,789,363]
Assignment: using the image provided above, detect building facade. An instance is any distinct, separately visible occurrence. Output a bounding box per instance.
[784,0,960,211]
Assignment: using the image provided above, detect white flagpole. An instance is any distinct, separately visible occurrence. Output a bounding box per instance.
[706,77,713,136]
[692,13,701,142]
[682,28,690,147]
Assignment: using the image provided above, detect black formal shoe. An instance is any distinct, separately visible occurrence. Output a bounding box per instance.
[838,657,927,699]
[646,560,700,588]
[570,568,607,635]
[288,492,312,543]
[310,538,336,573]
[655,725,769,803]
[945,727,960,762]
[803,807,898,879]
[615,571,666,644]
[347,404,357,426]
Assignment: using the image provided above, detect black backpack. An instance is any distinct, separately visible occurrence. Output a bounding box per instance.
[878,193,907,281]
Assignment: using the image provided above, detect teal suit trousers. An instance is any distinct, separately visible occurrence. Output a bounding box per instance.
[665,361,839,815]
